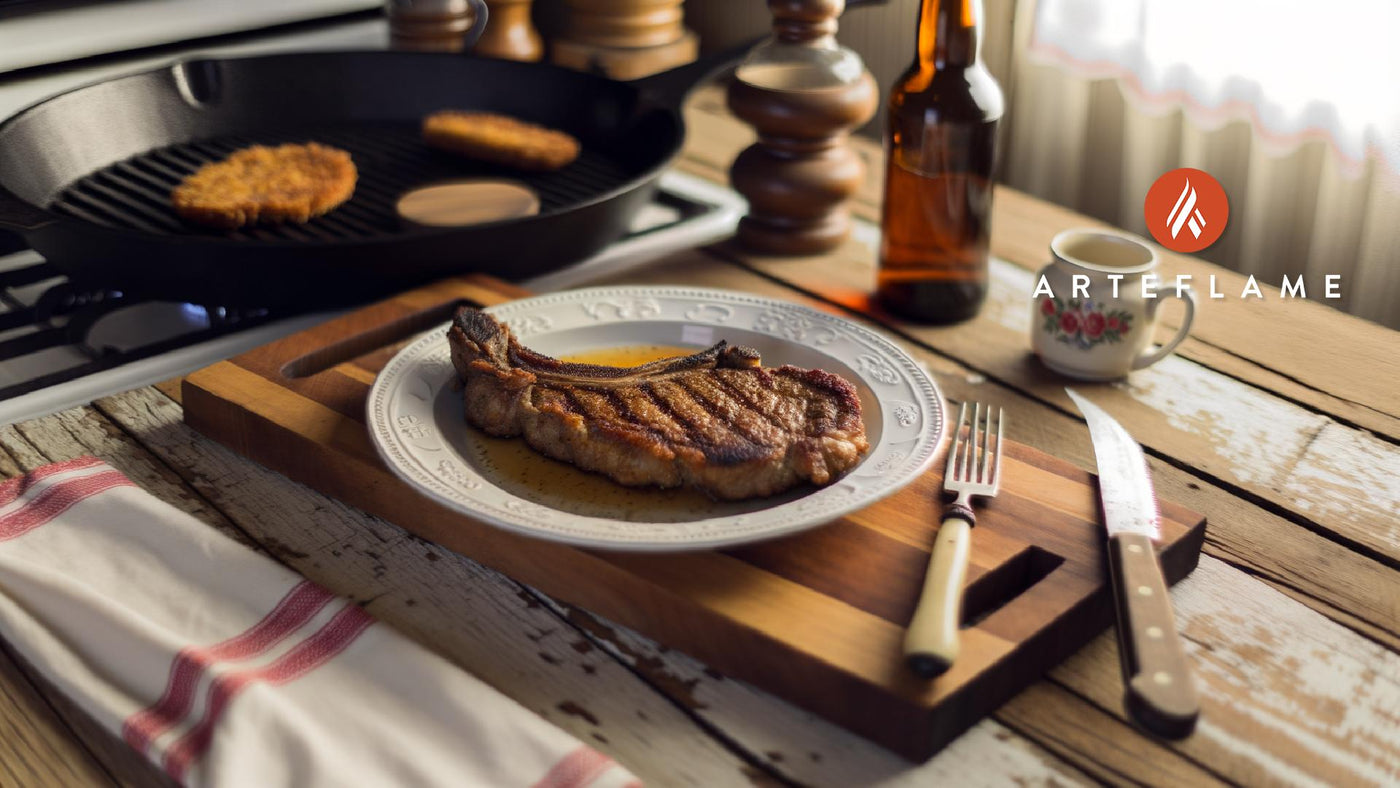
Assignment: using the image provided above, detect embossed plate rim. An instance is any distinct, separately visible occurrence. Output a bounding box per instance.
[367,286,945,552]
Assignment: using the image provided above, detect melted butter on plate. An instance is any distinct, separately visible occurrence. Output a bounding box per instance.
[563,345,692,367]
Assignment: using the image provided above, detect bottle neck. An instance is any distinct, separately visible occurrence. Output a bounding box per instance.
[916,0,981,69]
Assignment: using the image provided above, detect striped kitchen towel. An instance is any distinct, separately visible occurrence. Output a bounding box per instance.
[0,456,636,788]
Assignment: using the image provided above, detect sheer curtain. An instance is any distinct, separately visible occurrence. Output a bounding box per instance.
[1004,0,1400,328]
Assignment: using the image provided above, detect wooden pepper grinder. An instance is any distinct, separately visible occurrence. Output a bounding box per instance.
[552,0,699,80]
[727,0,878,256]
[475,0,544,61]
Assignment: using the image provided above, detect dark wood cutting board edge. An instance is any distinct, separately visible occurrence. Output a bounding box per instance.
[182,274,1206,761]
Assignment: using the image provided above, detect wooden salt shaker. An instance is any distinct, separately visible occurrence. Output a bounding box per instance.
[552,0,698,80]
[475,0,544,61]
[727,0,878,256]
[386,0,489,52]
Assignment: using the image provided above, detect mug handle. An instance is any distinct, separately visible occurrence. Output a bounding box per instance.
[1132,287,1197,370]
[462,0,489,50]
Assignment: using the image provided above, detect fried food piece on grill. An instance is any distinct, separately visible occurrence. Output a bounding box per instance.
[422,111,580,172]
[171,142,357,229]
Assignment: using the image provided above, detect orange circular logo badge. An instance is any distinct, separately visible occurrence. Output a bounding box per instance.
[1144,167,1229,253]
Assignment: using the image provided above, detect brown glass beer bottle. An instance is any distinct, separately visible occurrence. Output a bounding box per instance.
[877,0,1004,323]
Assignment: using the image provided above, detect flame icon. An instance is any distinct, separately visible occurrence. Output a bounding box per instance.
[1145,167,1226,252]
[1166,179,1207,240]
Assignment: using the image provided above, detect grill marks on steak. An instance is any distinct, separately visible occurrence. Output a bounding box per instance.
[447,307,870,500]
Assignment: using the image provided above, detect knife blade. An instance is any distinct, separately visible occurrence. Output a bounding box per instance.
[1066,388,1199,739]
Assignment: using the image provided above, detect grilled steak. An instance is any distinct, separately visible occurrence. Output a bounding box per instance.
[447,307,870,500]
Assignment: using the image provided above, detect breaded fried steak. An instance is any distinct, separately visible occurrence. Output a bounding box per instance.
[171,143,357,229]
[448,307,871,500]
[422,111,580,172]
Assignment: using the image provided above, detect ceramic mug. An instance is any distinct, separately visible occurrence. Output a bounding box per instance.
[1031,228,1196,380]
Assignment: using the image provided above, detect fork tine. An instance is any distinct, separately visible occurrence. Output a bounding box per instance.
[945,402,968,480]
[992,406,1004,486]
[973,406,982,483]
[980,405,995,483]
[963,402,979,481]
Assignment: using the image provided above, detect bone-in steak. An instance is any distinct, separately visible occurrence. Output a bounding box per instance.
[447,307,871,500]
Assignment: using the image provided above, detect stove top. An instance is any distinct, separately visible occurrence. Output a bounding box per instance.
[0,171,742,423]
[0,259,278,397]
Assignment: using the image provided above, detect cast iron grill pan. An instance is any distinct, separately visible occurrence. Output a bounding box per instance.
[0,50,727,308]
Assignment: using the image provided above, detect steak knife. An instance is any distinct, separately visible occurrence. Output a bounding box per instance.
[1066,389,1199,739]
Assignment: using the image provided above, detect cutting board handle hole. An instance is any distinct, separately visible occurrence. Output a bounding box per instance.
[962,546,1065,628]
[281,299,475,379]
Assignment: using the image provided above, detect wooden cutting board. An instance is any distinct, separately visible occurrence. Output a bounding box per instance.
[183,274,1205,761]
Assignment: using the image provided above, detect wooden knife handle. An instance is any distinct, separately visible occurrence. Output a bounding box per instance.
[1109,532,1200,738]
[904,515,972,678]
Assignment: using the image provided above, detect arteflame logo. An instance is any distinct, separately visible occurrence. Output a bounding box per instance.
[1145,167,1229,253]
[1168,180,1206,239]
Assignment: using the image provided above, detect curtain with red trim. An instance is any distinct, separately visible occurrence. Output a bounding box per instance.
[1003,0,1400,327]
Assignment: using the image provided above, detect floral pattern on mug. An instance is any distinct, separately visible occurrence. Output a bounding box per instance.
[1040,298,1132,349]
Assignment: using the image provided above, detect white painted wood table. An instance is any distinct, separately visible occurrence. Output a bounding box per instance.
[0,88,1396,786]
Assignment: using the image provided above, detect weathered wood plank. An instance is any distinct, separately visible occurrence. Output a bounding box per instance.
[0,423,50,473]
[0,439,21,477]
[549,600,1094,787]
[1054,557,1400,787]
[1278,424,1400,552]
[1146,338,1400,440]
[995,682,1228,787]
[93,388,1094,785]
[11,406,253,546]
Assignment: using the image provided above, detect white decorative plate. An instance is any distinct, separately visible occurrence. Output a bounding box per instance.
[367,286,944,552]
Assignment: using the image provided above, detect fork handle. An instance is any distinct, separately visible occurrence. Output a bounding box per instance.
[904,509,974,678]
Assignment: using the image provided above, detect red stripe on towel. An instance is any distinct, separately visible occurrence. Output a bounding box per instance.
[162,602,376,782]
[122,580,337,755]
[0,455,107,508]
[0,470,132,541]
[533,747,617,788]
